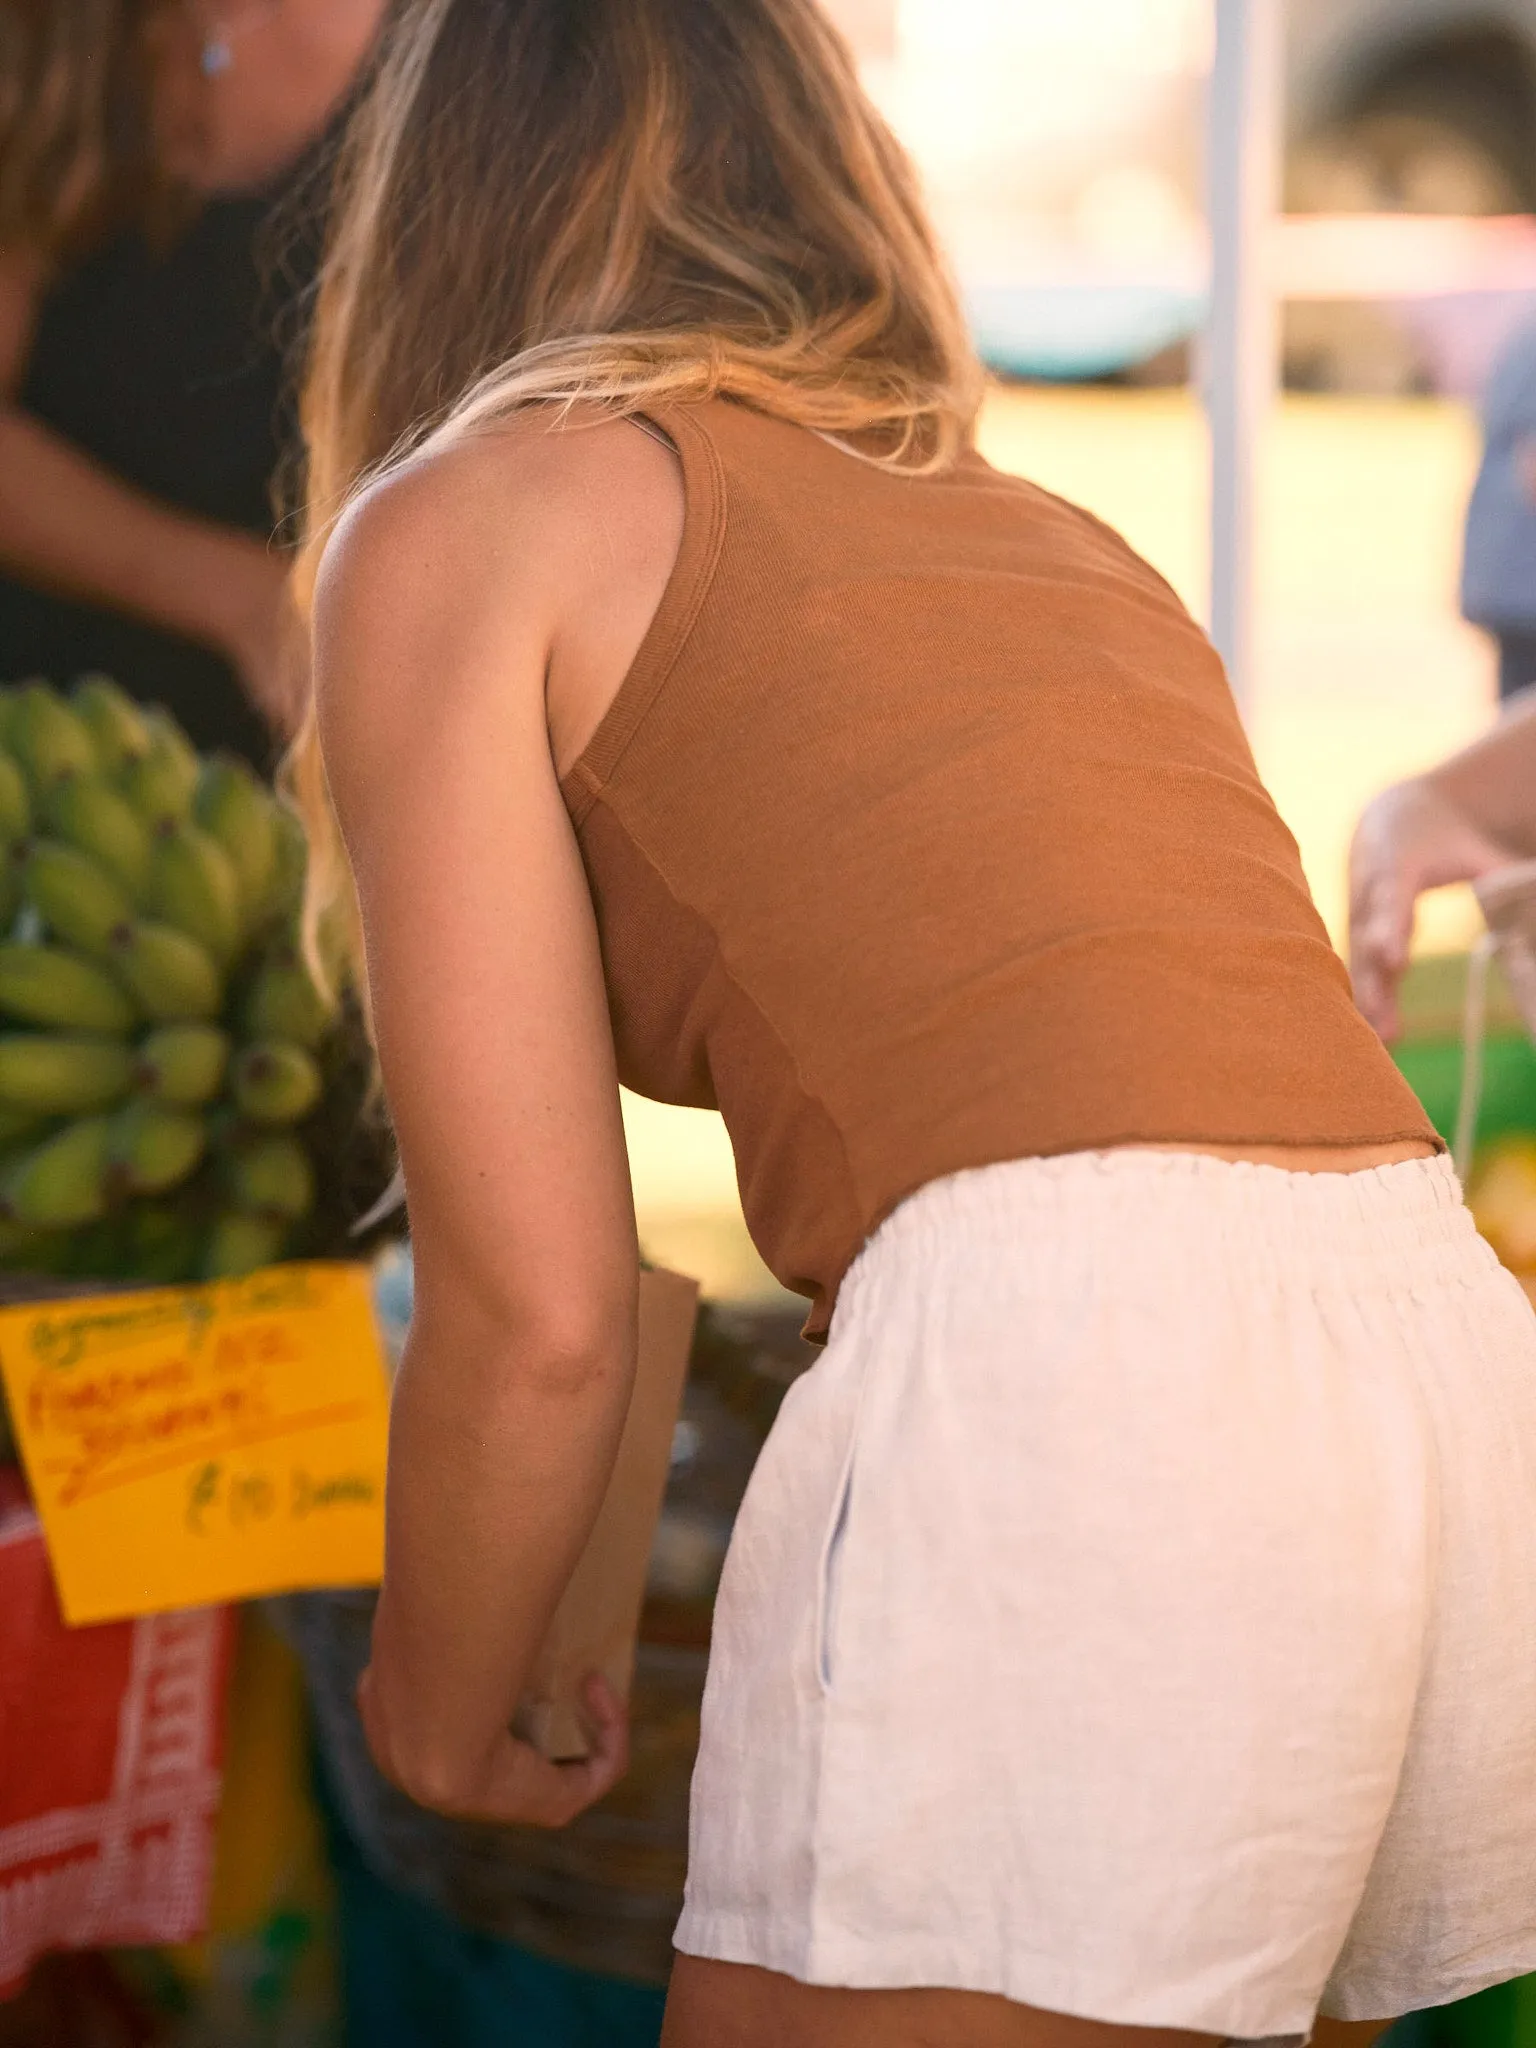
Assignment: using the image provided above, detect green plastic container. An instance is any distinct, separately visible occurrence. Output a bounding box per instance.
[1393,1032,1536,1151]
[1392,1976,1536,2048]
[1390,953,1536,1152]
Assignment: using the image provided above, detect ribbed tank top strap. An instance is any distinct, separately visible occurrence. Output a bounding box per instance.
[559,401,729,825]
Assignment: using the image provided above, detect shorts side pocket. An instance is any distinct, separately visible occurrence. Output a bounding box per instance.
[814,1347,873,1698]
[816,1454,855,1695]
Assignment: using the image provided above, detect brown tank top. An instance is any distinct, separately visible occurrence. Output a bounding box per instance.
[560,397,1436,1338]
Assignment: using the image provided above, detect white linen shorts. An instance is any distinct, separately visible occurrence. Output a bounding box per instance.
[674,1150,1536,2040]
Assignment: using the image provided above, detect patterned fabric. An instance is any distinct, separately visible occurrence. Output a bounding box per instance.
[0,1468,232,1992]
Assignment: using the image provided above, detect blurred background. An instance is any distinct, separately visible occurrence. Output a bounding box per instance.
[629,0,1529,1303]
[8,5,1536,2043]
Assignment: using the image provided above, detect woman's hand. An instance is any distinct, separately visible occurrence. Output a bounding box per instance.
[1349,777,1515,1040]
[356,1664,631,1828]
[0,388,307,735]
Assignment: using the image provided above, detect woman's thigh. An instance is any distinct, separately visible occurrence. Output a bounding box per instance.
[663,1963,1401,2048]
[661,1958,1229,2048]
[1313,2020,1396,2048]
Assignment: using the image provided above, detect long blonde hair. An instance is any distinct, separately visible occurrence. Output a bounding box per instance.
[291,0,983,995]
[0,0,156,258]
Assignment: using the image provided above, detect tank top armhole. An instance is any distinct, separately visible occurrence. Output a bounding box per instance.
[559,402,728,826]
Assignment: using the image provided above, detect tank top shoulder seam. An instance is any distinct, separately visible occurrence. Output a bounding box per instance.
[560,403,728,828]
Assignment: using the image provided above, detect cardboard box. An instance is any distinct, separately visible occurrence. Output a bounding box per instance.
[514,1266,699,1761]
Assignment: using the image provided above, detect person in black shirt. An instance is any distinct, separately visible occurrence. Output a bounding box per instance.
[0,0,383,763]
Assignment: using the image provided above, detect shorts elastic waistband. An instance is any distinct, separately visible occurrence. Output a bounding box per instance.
[841,1150,1489,1315]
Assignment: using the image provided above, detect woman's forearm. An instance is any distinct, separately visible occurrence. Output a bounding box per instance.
[1425,689,1536,855]
[366,1289,638,1808]
[0,406,286,665]
[1349,688,1536,1037]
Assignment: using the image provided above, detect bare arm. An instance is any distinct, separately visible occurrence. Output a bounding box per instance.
[0,252,300,730]
[313,426,645,1823]
[1427,690,1536,849]
[1349,692,1536,1039]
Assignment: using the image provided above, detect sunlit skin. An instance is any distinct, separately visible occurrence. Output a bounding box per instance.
[315,406,1425,2046]
[1351,688,1536,1038]
[662,1970,1400,2048]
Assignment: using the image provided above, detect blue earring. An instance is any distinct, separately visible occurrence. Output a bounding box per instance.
[201,36,233,75]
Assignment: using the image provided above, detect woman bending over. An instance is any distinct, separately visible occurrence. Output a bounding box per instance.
[293,4,1536,2044]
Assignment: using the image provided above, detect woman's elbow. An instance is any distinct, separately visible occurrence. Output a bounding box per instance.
[358,1673,489,1816]
[410,1278,638,1402]
[376,1736,484,1818]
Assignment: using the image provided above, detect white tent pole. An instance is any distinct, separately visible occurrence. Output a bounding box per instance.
[1205,0,1283,716]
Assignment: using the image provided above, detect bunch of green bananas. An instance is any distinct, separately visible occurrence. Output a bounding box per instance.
[0,676,338,1285]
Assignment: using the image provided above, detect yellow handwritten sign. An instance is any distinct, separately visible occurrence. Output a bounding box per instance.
[0,1262,389,1625]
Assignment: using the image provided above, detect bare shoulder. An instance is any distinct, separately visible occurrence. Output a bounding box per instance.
[314,405,685,777]
[314,404,683,657]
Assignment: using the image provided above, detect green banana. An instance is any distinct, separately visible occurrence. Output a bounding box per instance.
[0,753,32,844]
[134,1022,230,1106]
[0,686,21,746]
[122,750,191,828]
[145,820,241,961]
[72,675,151,774]
[261,804,308,923]
[243,946,331,1049]
[195,759,277,924]
[44,776,152,900]
[122,718,200,827]
[231,1039,322,1125]
[0,1034,133,1114]
[1,1115,112,1228]
[201,1209,288,1280]
[222,1131,315,1220]
[107,920,223,1021]
[9,684,100,793]
[107,1099,207,1196]
[141,712,200,806]
[0,942,136,1034]
[26,840,134,956]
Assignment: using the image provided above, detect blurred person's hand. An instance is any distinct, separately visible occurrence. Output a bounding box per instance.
[356,1663,631,1828]
[1349,779,1515,1041]
[215,540,309,739]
